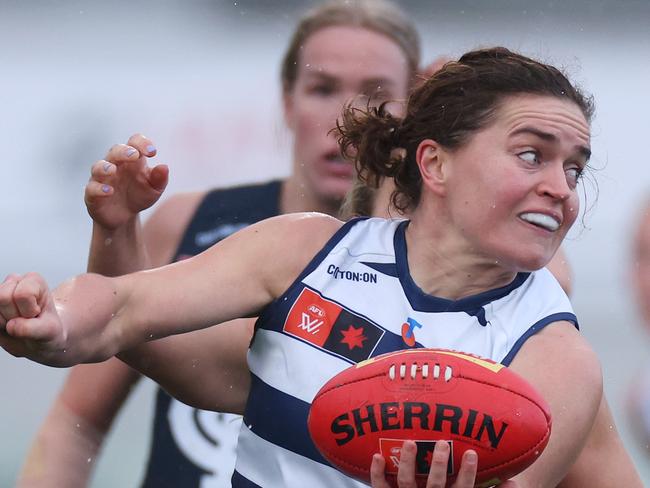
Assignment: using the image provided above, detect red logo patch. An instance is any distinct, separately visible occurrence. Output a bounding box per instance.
[283,289,343,347]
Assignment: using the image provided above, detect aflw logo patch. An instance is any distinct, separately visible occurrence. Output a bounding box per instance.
[283,288,384,362]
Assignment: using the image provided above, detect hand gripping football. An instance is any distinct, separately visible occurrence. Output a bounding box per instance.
[308,349,551,487]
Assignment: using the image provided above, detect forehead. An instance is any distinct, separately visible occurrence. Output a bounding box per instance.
[496,94,591,145]
[297,25,410,85]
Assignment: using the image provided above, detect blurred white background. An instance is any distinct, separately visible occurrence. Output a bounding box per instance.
[1,1,649,486]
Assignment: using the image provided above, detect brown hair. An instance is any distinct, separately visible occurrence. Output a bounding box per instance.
[337,46,595,212]
[280,0,420,93]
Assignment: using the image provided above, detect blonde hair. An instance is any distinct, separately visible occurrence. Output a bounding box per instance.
[280,0,421,93]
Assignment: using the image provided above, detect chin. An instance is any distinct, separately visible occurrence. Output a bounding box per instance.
[316,179,353,203]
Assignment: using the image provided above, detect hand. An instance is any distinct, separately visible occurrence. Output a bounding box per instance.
[84,133,169,230]
[369,440,519,488]
[0,273,65,364]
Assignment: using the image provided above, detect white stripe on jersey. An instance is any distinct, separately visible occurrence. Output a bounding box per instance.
[247,328,350,403]
[234,425,367,487]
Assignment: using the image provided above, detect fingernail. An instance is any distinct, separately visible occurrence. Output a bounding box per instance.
[146,144,156,154]
[103,162,112,173]
[125,147,137,157]
[465,451,477,465]
[101,184,111,193]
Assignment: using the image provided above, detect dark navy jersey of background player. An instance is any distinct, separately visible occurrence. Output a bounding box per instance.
[140,180,281,488]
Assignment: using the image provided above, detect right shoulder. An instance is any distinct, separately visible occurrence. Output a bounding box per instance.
[143,190,208,266]
[212,212,344,299]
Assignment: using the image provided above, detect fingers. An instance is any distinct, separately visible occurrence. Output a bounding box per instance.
[426,441,451,488]
[127,133,157,157]
[396,440,418,488]
[451,449,478,488]
[0,273,46,332]
[0,274,20,326]
[370,453,391,488]
[103,133,156,167]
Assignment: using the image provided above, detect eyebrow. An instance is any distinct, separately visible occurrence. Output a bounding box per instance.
[511,127,591,160]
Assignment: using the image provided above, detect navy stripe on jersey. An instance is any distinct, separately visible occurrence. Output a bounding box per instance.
[232,470,262,488]
[243,373,330,467]
[501,312,578,366]
[394,220,530,313]
[292,216,369,286]
[361,261,398,277]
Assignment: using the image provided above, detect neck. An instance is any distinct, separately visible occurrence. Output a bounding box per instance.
[405,210,517,300]
[280,177,342,216]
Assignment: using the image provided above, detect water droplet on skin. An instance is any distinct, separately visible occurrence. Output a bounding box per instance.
[76,423,80,428]
[87,457,92,463]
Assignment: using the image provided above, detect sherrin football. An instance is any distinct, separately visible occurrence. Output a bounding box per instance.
[307,349,551,487]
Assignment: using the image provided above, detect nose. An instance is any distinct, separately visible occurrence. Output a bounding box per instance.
[537,163,572,201]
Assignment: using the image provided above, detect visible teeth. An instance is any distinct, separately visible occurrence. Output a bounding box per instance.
[520,213,559,231]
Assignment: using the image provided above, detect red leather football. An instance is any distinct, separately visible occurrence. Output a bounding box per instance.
[308,349,551,487]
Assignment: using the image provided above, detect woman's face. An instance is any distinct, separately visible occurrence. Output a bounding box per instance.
[434,94,590,272]
[283,25,410,206]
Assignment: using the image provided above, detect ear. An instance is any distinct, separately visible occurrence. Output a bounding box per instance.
[282,90,295,130]
[416,139,447,196]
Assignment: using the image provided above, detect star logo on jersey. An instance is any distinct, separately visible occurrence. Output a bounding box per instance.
[339,325,367,350]
[283,288,385,362]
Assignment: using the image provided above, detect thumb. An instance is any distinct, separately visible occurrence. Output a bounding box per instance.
[148,164,169,192]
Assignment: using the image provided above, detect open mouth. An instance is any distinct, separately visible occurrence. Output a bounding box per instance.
[519,212,560,232]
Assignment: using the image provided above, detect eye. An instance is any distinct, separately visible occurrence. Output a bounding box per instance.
[564,165,584,188]
[308,83,336,97]
[518,150,540,164]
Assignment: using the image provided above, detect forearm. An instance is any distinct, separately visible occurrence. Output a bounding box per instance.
[50,274,133,366]
[16,401,103,488]
[87,217,150,275]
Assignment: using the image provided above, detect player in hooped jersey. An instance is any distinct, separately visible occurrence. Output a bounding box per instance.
[2,47,644,486]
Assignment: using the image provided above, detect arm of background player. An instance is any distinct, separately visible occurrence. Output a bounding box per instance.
[557,394,643,487]
[508,321,602,487]
[16,134,170,487]
[16,360,139,488]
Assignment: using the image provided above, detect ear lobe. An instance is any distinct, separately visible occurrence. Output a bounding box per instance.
[416,139,447,196]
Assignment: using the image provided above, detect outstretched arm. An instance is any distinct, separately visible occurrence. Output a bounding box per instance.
[0,212,342,367]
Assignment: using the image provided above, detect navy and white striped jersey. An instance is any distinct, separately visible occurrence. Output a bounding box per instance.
[234,217,576,487]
